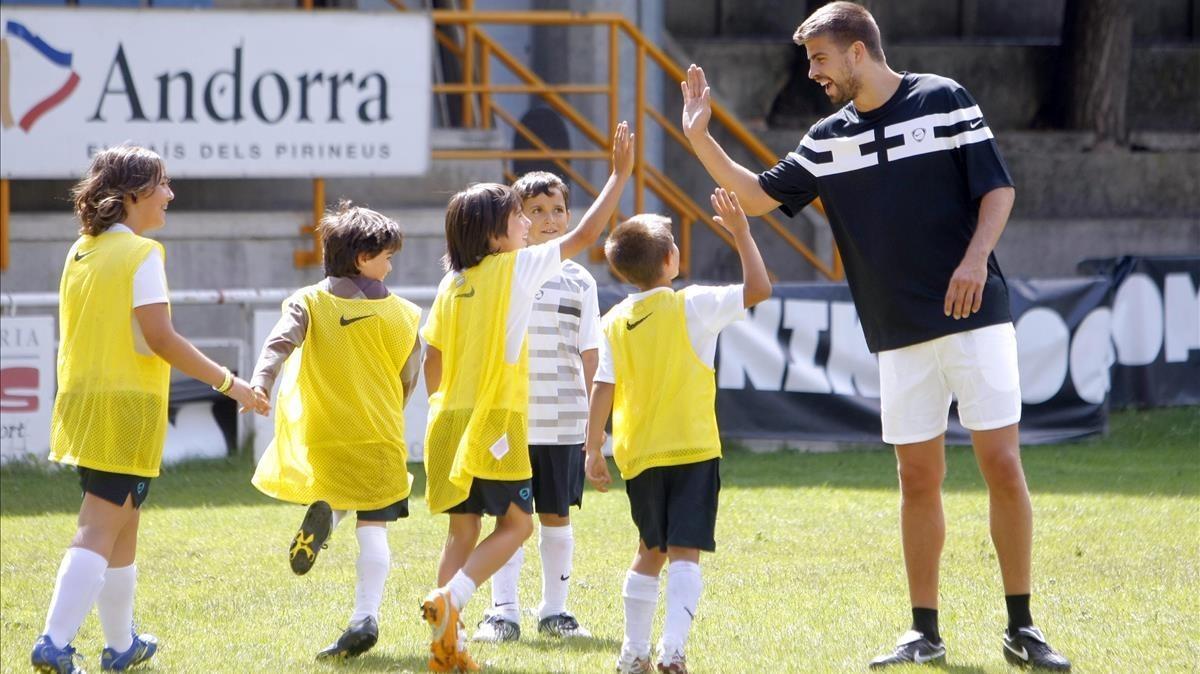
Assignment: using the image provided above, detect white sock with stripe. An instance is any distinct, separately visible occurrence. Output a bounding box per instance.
[537,525,574,619]
[489,546,523,622]
[659,560,701,658]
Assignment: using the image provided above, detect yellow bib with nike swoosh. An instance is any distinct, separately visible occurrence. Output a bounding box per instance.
[49,232,170,477]
[604,289,721,480]
[421,252,531,514]
[252,287,420,510]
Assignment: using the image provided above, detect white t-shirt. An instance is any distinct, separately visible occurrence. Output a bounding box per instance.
[527,260,601,445]
[595,284,746,384]
[434,240,564,365]
[104,224,169,308]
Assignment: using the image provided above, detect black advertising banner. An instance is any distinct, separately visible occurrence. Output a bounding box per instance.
[1077,256,1200,408]
[600,277,1116,445]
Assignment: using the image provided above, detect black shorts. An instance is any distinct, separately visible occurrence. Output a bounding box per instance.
[530,443,585,517]
[78,467,152,509]
[357,498,410,522]
[625,459,720,553]
[446,478,534,516]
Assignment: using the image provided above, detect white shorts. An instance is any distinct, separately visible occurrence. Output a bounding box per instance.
[878,322,1022,445]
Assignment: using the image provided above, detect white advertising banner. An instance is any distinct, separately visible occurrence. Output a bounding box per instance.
[0,316,55,462]
[0,8,431,177]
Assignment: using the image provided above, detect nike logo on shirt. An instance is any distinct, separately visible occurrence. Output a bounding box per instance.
[969,118,984,129]
[74,249,95,261]
[626,313,652,330]
[455,287,476,299]
[559,574,570,582]
[339,314,374,327]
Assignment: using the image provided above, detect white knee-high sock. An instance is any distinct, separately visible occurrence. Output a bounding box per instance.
[96,564,136,651]
[538,525,573,619]
[445,570,477,612]
[659,561,702,658]
[350,526,390,623]
[621,571,660,657]
[44,547,108,648]
[490,546,523,621]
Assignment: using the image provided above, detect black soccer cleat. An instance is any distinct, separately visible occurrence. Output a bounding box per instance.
[869,630,947,668]
[316,616,379,659]
[1003,626,1071,671]
[289,500,332,575]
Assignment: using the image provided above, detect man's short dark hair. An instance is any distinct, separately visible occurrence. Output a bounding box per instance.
[443,183,524,272]
[319,201,403,277]
[794,1,885,62]
[605,214,675,288]
[512,171,570,204]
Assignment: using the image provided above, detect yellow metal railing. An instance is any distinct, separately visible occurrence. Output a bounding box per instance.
[295,3,842,280]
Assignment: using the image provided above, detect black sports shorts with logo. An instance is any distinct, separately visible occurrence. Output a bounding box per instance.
[530,443,585,517]
[78,467,152,509]
[625,458,720,552]
[446,477,535,516]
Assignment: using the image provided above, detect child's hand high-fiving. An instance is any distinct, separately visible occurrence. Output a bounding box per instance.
[711,187,749,236]
[612,121,634,179]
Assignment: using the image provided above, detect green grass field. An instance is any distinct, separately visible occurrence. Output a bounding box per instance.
[2,407,1197,673]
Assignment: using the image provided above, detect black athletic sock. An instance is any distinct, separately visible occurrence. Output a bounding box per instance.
[1005,594,1033,635]
[911,607,941,643]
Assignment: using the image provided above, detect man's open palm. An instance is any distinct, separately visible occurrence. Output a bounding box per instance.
[681,64,712,138]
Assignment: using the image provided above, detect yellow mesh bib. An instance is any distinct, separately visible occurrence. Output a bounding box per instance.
[252,287,420,510]
[49,232,170,478]
[606,290,722,480]
[422,252,531,513]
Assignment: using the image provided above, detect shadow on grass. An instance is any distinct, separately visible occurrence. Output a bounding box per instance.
[517,635,622,653]
[3,410,1197,516]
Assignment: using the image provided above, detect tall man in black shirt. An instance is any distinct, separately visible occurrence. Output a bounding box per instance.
[680,2,1070,671]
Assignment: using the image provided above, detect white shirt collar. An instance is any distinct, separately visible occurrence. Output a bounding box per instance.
[627,286,673,301]
[106,223,134,234]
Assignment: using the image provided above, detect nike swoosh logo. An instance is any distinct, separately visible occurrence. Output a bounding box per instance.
[455,287,476,299]
[339,314,374,327]
[913,645,945,664]
[684,607,695,620]
[559,574,570,581]
[969,118,984,129]
[74,249,94,261]
[494,602,514,607]
[1003,642,1028,661]
[626,313,652,330]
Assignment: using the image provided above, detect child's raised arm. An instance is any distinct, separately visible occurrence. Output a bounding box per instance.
[558,122,634,261]
[711,188,772,308]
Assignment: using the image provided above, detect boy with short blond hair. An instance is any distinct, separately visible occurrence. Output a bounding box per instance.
[584,189,771,673]
[471,171,601,643]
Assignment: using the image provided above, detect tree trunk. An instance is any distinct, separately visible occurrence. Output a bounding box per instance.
[1062,0,1134,146]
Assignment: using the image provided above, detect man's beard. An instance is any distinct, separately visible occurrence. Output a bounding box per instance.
[827,71,860,106]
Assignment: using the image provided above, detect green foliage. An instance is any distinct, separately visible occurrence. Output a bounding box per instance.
[2,408,1197,673]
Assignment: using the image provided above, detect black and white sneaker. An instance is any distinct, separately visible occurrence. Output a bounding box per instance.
[869,630,947,668]
[1003,626,1071,671]
[472,613,521,643]
[315,616,379,659]
[538,612,592,638]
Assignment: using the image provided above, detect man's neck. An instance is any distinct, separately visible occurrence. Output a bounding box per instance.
[852,67,903,114]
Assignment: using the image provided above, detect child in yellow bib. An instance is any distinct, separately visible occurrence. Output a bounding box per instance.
[250,202,421,661]
[418,122,634,672]
[583,189,772,674]
[32,146,262,674]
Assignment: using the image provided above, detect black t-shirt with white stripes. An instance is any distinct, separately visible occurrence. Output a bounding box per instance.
[759,72,1015,353]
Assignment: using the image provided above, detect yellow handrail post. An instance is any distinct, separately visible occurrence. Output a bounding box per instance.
[463,24,475,128]
[293,0,324,268]
[479,39,492,129]
[0,178,9,272]
[633,41,645,215]
[608,21,619,138]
